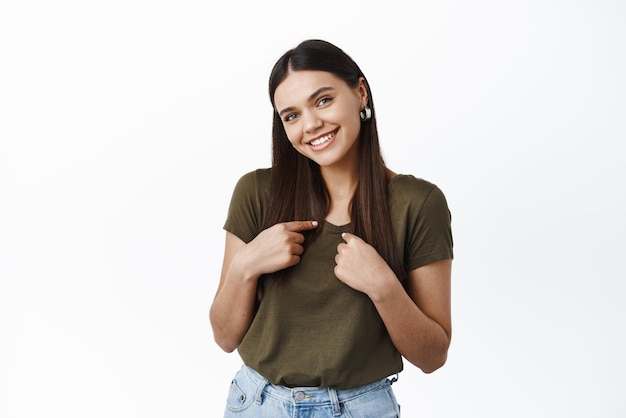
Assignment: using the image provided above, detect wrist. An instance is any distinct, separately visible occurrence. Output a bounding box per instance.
[230,251,261,285]
[369,269,402,304]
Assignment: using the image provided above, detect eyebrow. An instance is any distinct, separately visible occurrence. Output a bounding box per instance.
[278,86,335,117]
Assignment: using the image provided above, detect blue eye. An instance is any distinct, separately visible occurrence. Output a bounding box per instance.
[284,113,298,122]
[317,97,332,106]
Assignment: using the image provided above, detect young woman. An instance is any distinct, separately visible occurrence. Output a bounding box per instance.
[210,39,453,418]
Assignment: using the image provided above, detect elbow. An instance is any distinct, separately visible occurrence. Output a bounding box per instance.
[415,335,450,374]
[421,327,452,373]
[211,325,240,353]
[209,310,240,353]
[215,337,239,353]
[420,351,448,374]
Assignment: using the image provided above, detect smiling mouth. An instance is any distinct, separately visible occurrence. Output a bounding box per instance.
[307,129,338,147]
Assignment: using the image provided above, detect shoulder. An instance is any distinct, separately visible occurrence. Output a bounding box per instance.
[389,174,438,193]
[234,167,272,189]
[389,174,447,209]
[228,167,272,211]
[224,168,272,242]
[231,168,272,198]
[388,174,452,227]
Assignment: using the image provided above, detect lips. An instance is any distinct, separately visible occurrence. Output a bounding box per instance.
[307,129,338,151]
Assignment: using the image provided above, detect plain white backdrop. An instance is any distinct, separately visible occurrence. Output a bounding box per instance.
[1,0,625,417]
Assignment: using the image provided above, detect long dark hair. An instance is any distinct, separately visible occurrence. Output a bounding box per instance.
[263,39,405,281]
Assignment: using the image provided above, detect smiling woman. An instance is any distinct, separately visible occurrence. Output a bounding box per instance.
[209,39,453,418]
[274,70,364,171]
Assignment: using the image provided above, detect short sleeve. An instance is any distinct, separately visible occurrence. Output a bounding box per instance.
[405,185,454,271]
[389,176,453,273]
[223,169,271,243]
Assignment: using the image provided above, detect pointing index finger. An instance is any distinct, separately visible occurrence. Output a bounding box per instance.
[285,220,319,232]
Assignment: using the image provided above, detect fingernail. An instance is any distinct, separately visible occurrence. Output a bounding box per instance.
[312,221,318,226]
[341,232,345,238]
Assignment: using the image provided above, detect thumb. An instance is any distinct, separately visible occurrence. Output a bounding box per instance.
[341,232,358,243]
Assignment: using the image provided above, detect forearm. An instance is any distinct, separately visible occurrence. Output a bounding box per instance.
[211,222,317,353]
[372,279,451,373]
[209,259,260,353]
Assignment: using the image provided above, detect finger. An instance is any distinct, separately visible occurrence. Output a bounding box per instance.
[285,254,301,267]
[289,231,306,244]
[285,220,319,232]
[291,243,305,255]
[341,232,356,243]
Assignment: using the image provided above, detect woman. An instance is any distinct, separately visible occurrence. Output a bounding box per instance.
[210,39,453,417]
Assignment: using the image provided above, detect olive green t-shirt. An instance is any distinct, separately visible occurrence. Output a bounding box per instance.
[223,168,453,390]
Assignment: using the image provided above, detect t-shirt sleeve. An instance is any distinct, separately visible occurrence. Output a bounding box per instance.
[223,170,267,244]
[405,184,454,272]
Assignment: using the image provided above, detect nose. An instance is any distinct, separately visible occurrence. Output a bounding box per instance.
[302,110,323,134]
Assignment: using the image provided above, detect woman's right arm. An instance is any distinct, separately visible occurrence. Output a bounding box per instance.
[209,221,318,352]
[209,231,258,353]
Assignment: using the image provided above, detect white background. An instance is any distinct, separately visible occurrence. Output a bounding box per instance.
[1,1,625,417]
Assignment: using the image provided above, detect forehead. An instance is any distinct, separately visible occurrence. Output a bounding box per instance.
[273,70,349,106]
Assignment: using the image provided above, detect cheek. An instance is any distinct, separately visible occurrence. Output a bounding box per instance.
[283,125,302,146]
[337,104,361,128]
[341,112,362,138]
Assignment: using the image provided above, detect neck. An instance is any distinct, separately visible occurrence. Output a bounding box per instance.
[320,162,359,226]
[321,164,358,199]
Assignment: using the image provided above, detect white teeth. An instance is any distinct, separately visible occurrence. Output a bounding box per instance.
[310,132,334,146]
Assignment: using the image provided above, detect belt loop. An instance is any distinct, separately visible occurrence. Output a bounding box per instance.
[328,388,341,416]
[389,373,399,385]
[255,377,269,405]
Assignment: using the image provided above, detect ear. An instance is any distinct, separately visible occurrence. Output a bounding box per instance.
[357,77,369,108]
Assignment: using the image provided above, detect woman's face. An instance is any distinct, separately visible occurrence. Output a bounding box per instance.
[273,70,368,170]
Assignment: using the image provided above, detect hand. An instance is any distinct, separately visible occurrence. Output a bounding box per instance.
[334,232,397,297]
[243,220,318,276]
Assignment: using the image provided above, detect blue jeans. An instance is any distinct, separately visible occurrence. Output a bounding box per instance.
[223,365,400,417]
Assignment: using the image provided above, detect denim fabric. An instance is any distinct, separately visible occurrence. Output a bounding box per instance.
[223,365,400,417]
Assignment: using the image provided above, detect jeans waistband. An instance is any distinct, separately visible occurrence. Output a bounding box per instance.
[241,364,392,406]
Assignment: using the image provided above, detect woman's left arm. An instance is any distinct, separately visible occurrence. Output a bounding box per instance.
[374,259,451,373]
[335,234,451,373]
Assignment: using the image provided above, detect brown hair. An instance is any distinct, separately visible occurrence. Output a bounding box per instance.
[263,39,405,281]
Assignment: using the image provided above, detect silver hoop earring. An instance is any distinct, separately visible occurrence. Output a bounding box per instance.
[359,105,372,121]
